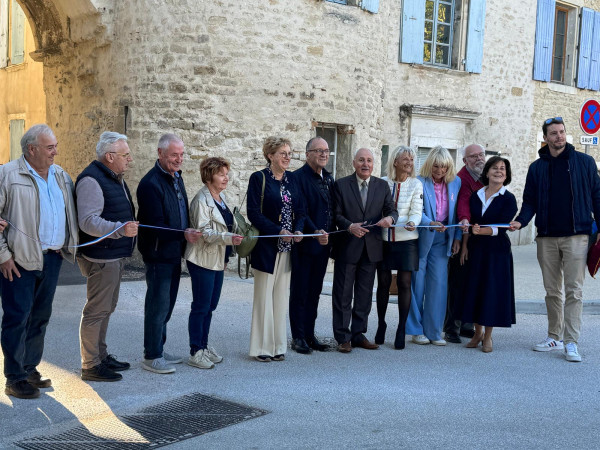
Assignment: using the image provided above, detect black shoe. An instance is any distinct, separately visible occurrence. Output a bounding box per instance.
[394,328,406,350]
[26,370,52,388]
[81,364,123,382]
[375,321,387,345]
[445,332,462,344]
[308,336,329,352]
[102,354,131,371]
[459,329,475,339]
[5,380,40,399]
[291,338,312,354]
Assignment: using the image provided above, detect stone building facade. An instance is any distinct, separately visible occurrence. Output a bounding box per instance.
[1,0,600,246]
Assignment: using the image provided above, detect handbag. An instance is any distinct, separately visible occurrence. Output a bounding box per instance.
[233,172,265,276]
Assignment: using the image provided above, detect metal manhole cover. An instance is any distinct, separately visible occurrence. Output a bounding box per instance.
[14,393,268,449]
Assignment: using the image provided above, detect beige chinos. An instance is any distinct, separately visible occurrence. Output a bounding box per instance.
[249,252,291,357]
[536,235,588,345]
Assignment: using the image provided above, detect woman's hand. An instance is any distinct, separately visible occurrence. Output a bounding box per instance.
[460,247,468,265]
[279,229,294,242]
[451,239,460,255]
[472,224,481,235]
[316,230,328,246]
[404,221,415,232]
[232,234,244,245]
[430,221,446,232]
[293,231,303,243]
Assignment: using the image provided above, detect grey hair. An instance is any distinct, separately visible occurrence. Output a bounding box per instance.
[353,147,374,159]
[158,133,183,151]
[20,124,55,155]
[96,131,128,158]
[459,143,485,158]
[306,136,327,152]
[386,146,416,179]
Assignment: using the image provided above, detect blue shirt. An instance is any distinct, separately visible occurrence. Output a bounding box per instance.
[24,159,66,250]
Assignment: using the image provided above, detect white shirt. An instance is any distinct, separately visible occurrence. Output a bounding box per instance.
[476,186,507,236]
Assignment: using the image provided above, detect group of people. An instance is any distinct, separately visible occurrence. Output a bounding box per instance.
[1,117,598,401]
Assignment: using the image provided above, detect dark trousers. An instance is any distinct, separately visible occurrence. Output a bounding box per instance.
[444,253,473,335]
[1,252,62,385]
[143,262,181,360]
[289,249,329,340]
[187,261,223,355]
[332,251,377,345]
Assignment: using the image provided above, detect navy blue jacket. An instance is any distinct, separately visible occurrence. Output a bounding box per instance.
[76,161,136,259]
[137,161,190,264]
[515,143,600,236]
[247,168,305,274]
[292,163,335,256]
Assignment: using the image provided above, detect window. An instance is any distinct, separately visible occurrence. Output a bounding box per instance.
[313,122,354,179]
[9,119,24,161]
[400,0,487,73]
[533,1,600,91]
[0,0,25,68]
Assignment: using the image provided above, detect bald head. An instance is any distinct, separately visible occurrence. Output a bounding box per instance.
[353,148,374,180]
[462,144,486,176]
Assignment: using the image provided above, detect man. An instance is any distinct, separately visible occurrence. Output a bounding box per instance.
[0,124,78,399]
[137,133,201,374]
[332,148,398,352]
[510,118,600,362]
[76,132,138,382]
[444,144,486,343]
[289,137,334,354]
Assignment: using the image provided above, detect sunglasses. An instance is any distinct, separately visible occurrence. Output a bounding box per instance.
[544,117,563,124]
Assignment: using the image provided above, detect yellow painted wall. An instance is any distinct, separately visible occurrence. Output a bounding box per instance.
[0,18,45,164]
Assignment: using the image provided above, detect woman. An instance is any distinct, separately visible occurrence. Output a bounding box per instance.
[375,146,423,349]
[184,157,243,369]
[406,146,461,346]
[247,137,305,362]
[462,156,517,352]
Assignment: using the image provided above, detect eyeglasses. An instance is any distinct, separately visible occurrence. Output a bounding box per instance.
[277,152,293,159]
[34,144,58,151]
[466,153,485,160]
[109,152,132,159]
[544,117,563,125]
[308,149,330,155]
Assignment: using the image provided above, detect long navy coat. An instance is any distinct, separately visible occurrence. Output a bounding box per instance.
[462,188,518,327]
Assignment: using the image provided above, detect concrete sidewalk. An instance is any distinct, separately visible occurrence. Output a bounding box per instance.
[0,244,599,449]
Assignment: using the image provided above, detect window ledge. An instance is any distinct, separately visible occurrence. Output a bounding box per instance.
[542,82,578,95]
[406,63,471,77]
[2,62,27,72]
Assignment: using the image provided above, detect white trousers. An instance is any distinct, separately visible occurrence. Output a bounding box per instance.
[249,252,291,357]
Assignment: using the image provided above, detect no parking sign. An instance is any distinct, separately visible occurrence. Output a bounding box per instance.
[580,99,600,135]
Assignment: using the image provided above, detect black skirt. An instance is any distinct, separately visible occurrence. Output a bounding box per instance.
[380,239,418,271]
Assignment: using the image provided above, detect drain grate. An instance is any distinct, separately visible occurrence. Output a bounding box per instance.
[15,393,268,449]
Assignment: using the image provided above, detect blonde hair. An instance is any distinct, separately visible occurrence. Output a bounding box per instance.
[419,146,456,183]
[262,136,292,164]
[386,146,416,180]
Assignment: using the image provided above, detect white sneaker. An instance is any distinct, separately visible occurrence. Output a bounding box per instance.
[163,352,183,364]
[564,343,582,362]
[532,337,564,352]
[205,346,223,364]
[431,339,447,346]
[142,357,176,374]
[412,335,430,345]
[187,350,215,369]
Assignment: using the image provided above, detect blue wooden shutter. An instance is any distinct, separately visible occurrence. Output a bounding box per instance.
[400,0,425,64]
[9,119,25,161]
[10,0,24,64]
[577,8,594,89]
[589,12,600,91]
[0,0,8,68]
[465,0,487,73]
[361,0,379,14]
[532,0,555,82]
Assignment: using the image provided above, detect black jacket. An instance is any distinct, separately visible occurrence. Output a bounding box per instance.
[515,143,600,236]
[137,161,189,264]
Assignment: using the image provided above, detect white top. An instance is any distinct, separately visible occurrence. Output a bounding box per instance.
[476,186,507,236]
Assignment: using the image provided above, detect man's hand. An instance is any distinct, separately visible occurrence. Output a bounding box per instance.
[348,222,369,238]
[316,230,328,245]
[459,218,470,232]
[123,221,139,237]
[430,221,446,232]
[232,234,244,245]
[451,239,460,255]
[0,218,7,233]
[293,231,303,243]
[1,258,21,282]
[509,221,522,231]
[184,228,202,243]
[375,216,394,229]
[279,229,294,242]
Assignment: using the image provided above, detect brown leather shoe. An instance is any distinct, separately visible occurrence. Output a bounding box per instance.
[337,342,352,353]
[352,338,379,350]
